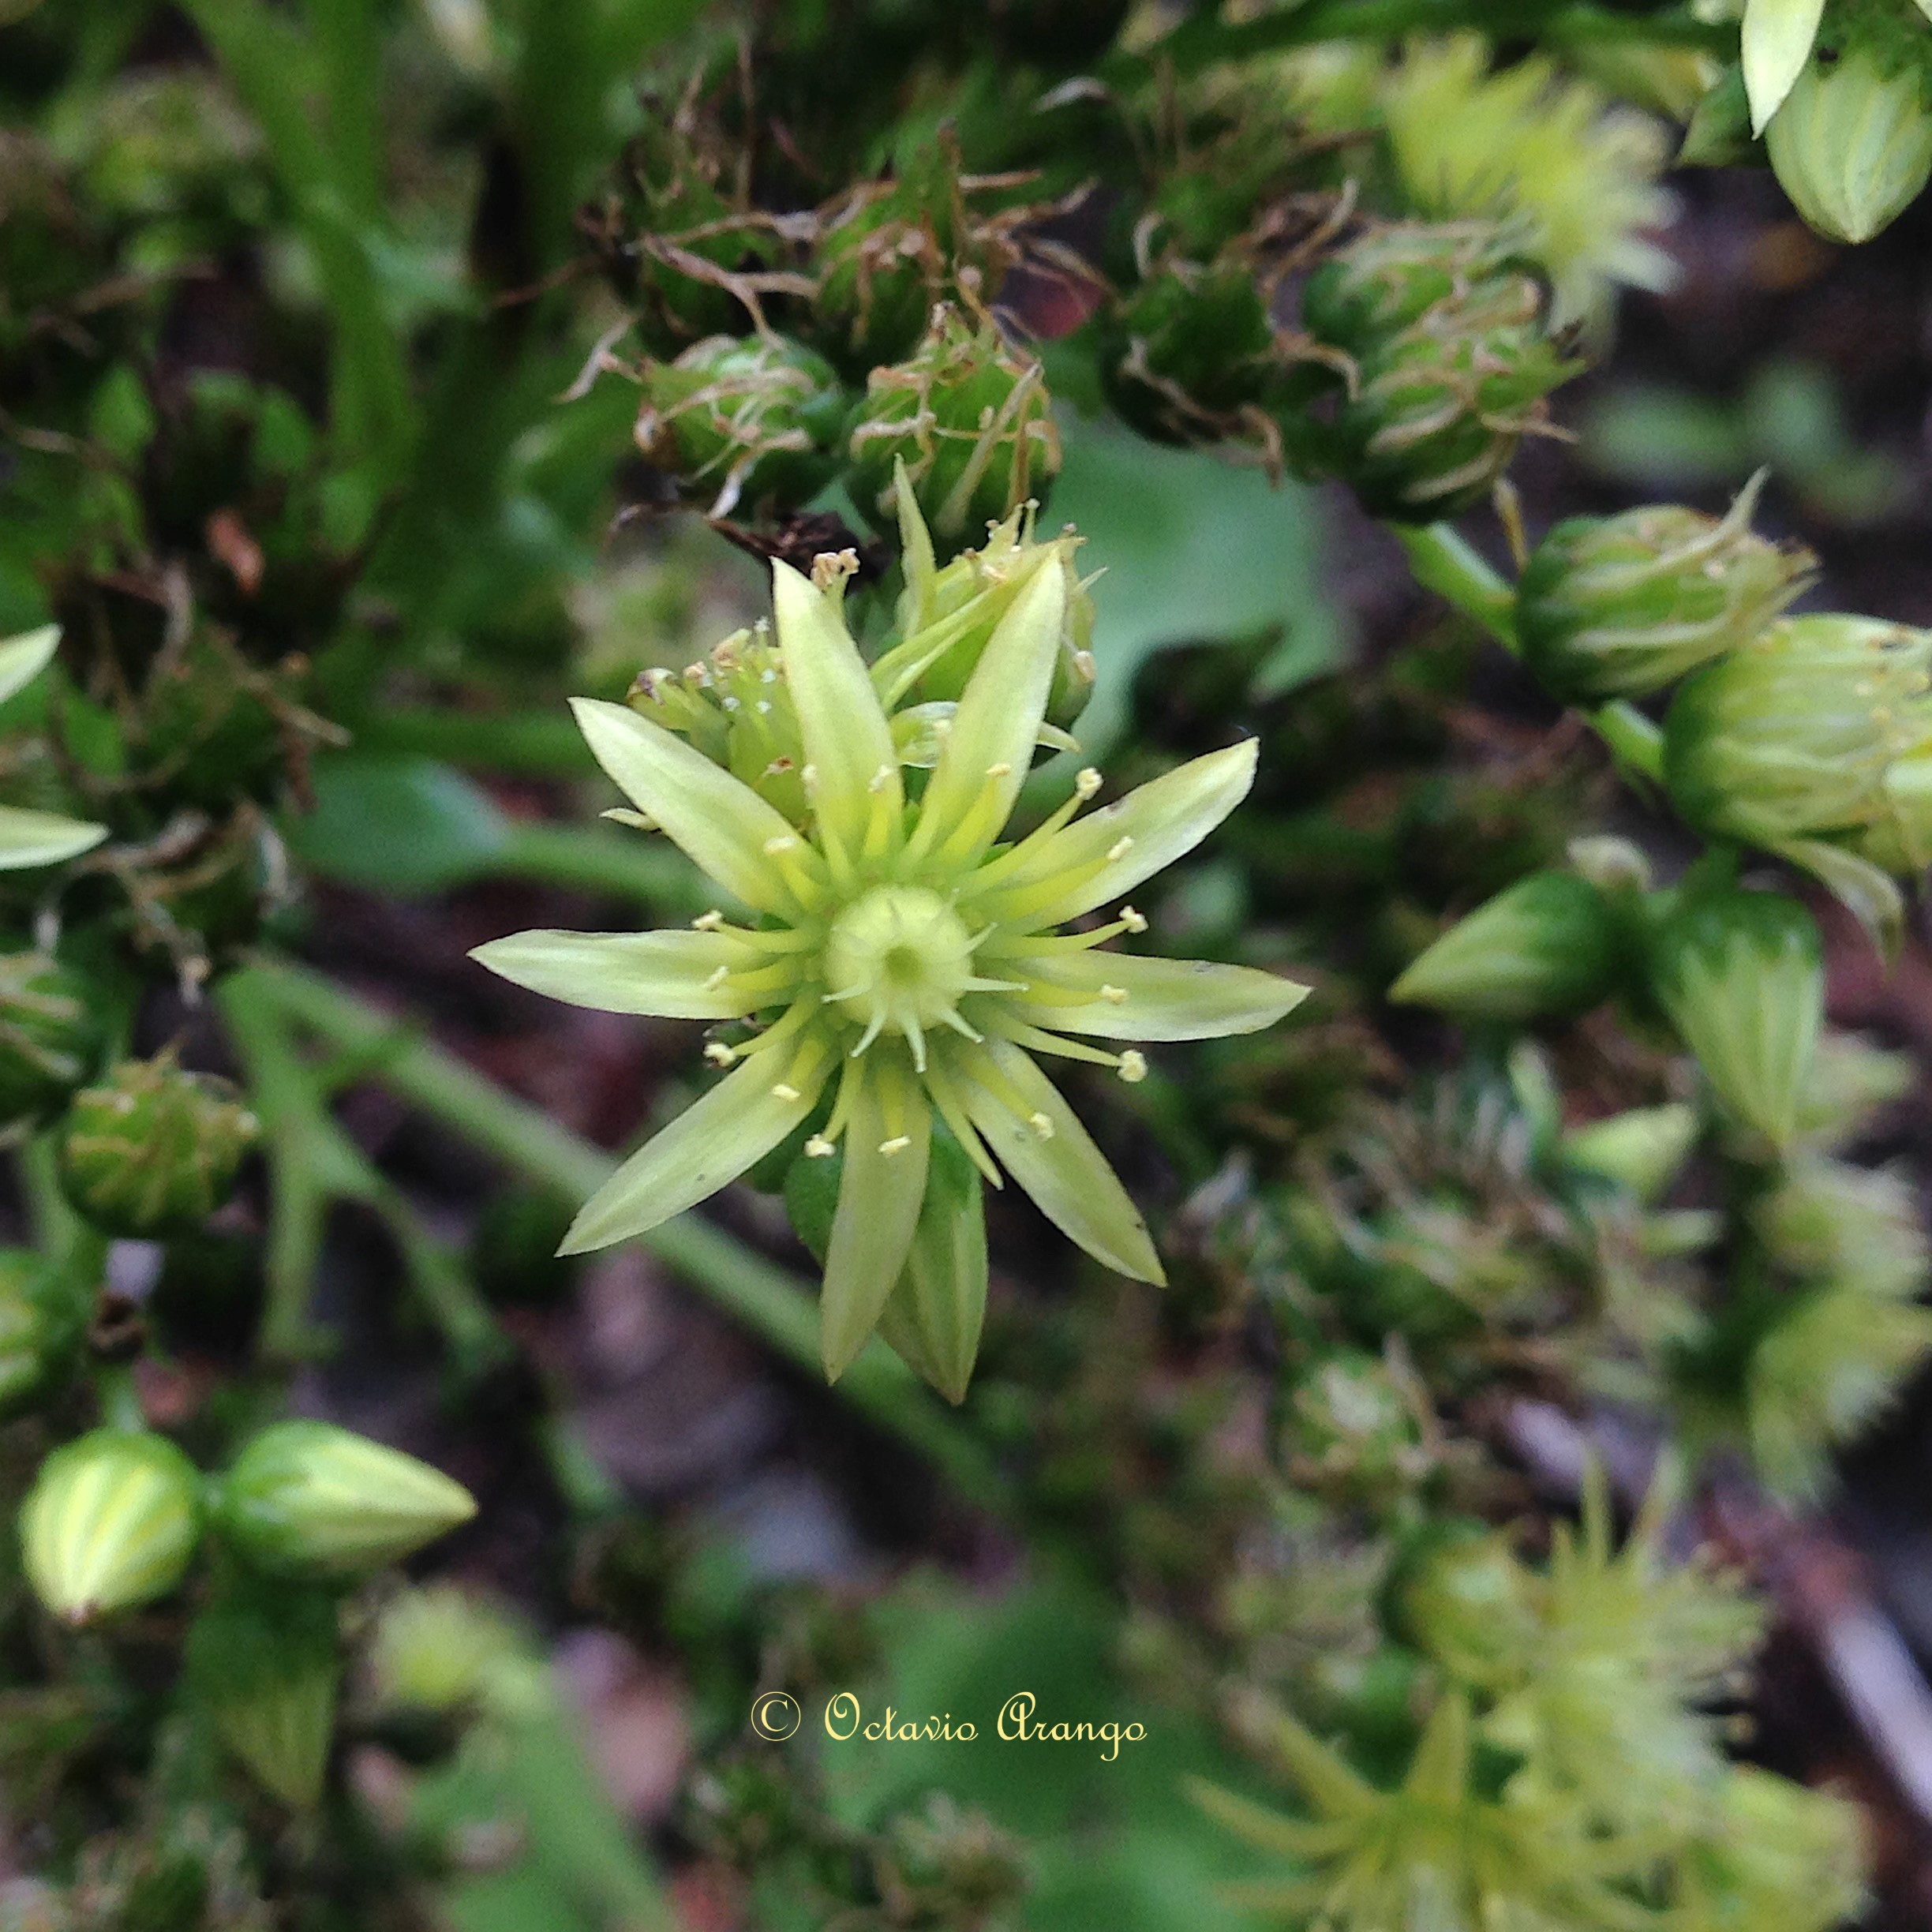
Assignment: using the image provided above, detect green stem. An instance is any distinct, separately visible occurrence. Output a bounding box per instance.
[1393,525,1519,654]
[1590,701,1667,785]
[232,960,1011,1515]
[347,706,597,777]
[495,823,708,915]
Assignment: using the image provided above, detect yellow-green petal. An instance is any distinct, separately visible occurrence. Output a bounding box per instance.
[970,739,1258,927]
[1007,953,1309,1041]
[820,1062,930,1381]
[0,806,107,871]
[955,1038,1164,1284]
[470,927,773,1019]
[571,698,810,912]
[907,564,1065,867]
[771,561,901,859]
[1744,0,1825,132]
[560,1029,830,1253]
[0,624,60,706]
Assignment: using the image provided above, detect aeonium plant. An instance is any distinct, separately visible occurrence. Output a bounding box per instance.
[475,500,1306,1398]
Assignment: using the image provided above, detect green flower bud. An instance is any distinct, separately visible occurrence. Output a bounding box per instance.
[19,1429,203,1624]
[1754,1156,1926,1300]
[186,1581,339,1809]
[635,333,847,518]
[1100,255,1280,459]
[844,306,1061,550]
[368,1584,524,1716]
[57,1054,259,1240]
[1681,1766,1868,1930]
[0,1248,85,1420]
[1400,1531,1537,1684]
[1662,615,1932,936]
[1388,871,1624,1022]
[1517,478,1815,703]
[0,950,104,1131]
[215,1419,476,1579]
[1301,220,1579,522]
[1282,1349,1432,1509]
[1765,33,1932,244]
[1648,887,1822,1151]
[1559,1103,1699,1204]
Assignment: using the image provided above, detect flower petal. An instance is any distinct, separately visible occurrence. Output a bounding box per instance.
[771,561,901,859]
[820,1061,930,1381]
[968,739,1257,928]
[571,698,810,912]
[0,807,108,871]
[560,1032,829,1253]
[1743,0,1825,132]
[907,564,1065,867]
[955,1037,1164,1283]
[1005,953,1310,1041]
[0,624,60,708]
[470,927,774,1019]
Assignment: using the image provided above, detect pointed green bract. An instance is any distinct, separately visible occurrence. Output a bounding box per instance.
[477,505,1304,1392]
[0,805,108,871]
[1743,0,1827,133]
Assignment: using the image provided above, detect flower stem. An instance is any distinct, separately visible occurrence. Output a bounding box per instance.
[230,959,1011,1514]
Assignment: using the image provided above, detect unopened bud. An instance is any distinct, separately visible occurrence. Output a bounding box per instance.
[1765,33,1932,245]
[845,306,1061,549]
[215,1420,476,1580]
[1518,478,1814,702]
[1559,1103,1699,1204]
[368,1583,525,1717]
[1282,1349,1430,1510]
[187,1581,339,1809]
[20,1429,202,1624]
[0,951,103,1132]
[1388,871,1624,1023]
[1648,887,1823,1151]
[57,1053,258,1239]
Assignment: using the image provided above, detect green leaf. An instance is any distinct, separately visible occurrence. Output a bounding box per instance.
[287,756,509,893]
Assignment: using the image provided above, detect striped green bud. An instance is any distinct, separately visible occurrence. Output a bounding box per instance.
[0,950,103,1131]
[57,1053,259,1239]
[0,1249,84,1420]
[1518,477,1814,703]
[19,1429,202,1624]
[635,333,846,519]
[845,306,1061,550]
[1662,616,1932,922]
[1765,31,1932,245]
[186,1580,339,1809]
[1559,1103,1699,1204]
[1648,887,1822,1151]
[1388,871,1625,1023]
[1301,219,1526,347]
[215,1420,476,1579]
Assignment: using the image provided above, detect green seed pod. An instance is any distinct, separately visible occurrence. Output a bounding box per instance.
[844,306,1061,550]
[186,1579,339,1809]
[1388,871,1624,1022]
[19,1428,203,1624]
[0,949,103,1131]
[635,333,848,518]
[1559,1103,1699,1204]
[1662,614,1932,902]
[1517,477,1815,703]
[0,1248,86,1420]
[58,1054,259,1240]
[1100,254,1281,457]
[1765,33,1932,245]
[1301,220,1579,522]
[215,1419,477,1580]
[1648,886,1823,1151]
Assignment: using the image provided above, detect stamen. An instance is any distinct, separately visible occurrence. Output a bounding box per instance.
[764,834,799,856]
[771,1083,802,1103]
[878,1135,913,1156]
[801,762,820,793]
[1106,836,1134,863]
[1118,1050,1148,1084]
[693,909,726,931]
[1028,1111,1055,1140]
[868,764,894,792]
[985,762,1013,779]
[1119,904,1148,933]
[804,1136,837,1158]
[703,1042,737,1066]
[704,966,731,990]
[1099,984,1128,1005]
[1075,767,1102,799]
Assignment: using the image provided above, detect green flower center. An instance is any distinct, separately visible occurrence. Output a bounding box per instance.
[824,886,975,1055]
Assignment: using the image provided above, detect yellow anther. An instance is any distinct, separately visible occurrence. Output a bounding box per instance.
[1075,767,1103,799]
[800,762,820,792]
[1028,1110,1055,1140]
[703,1042,737,1066]
[1099,984,1128,1005]
[804,1136,837,1158]
[1106,836,1135,863]
[811,547,860,590]
[1118,904,1148,933]
[985,762,1013,779]
[693,909,726,931]
[763,834,800,856]
[703,966,731,990]
[1118,1050,1148,1084]
[868,764,894,792]
[878,1135,913,1156]
[771,1083,802,1103]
